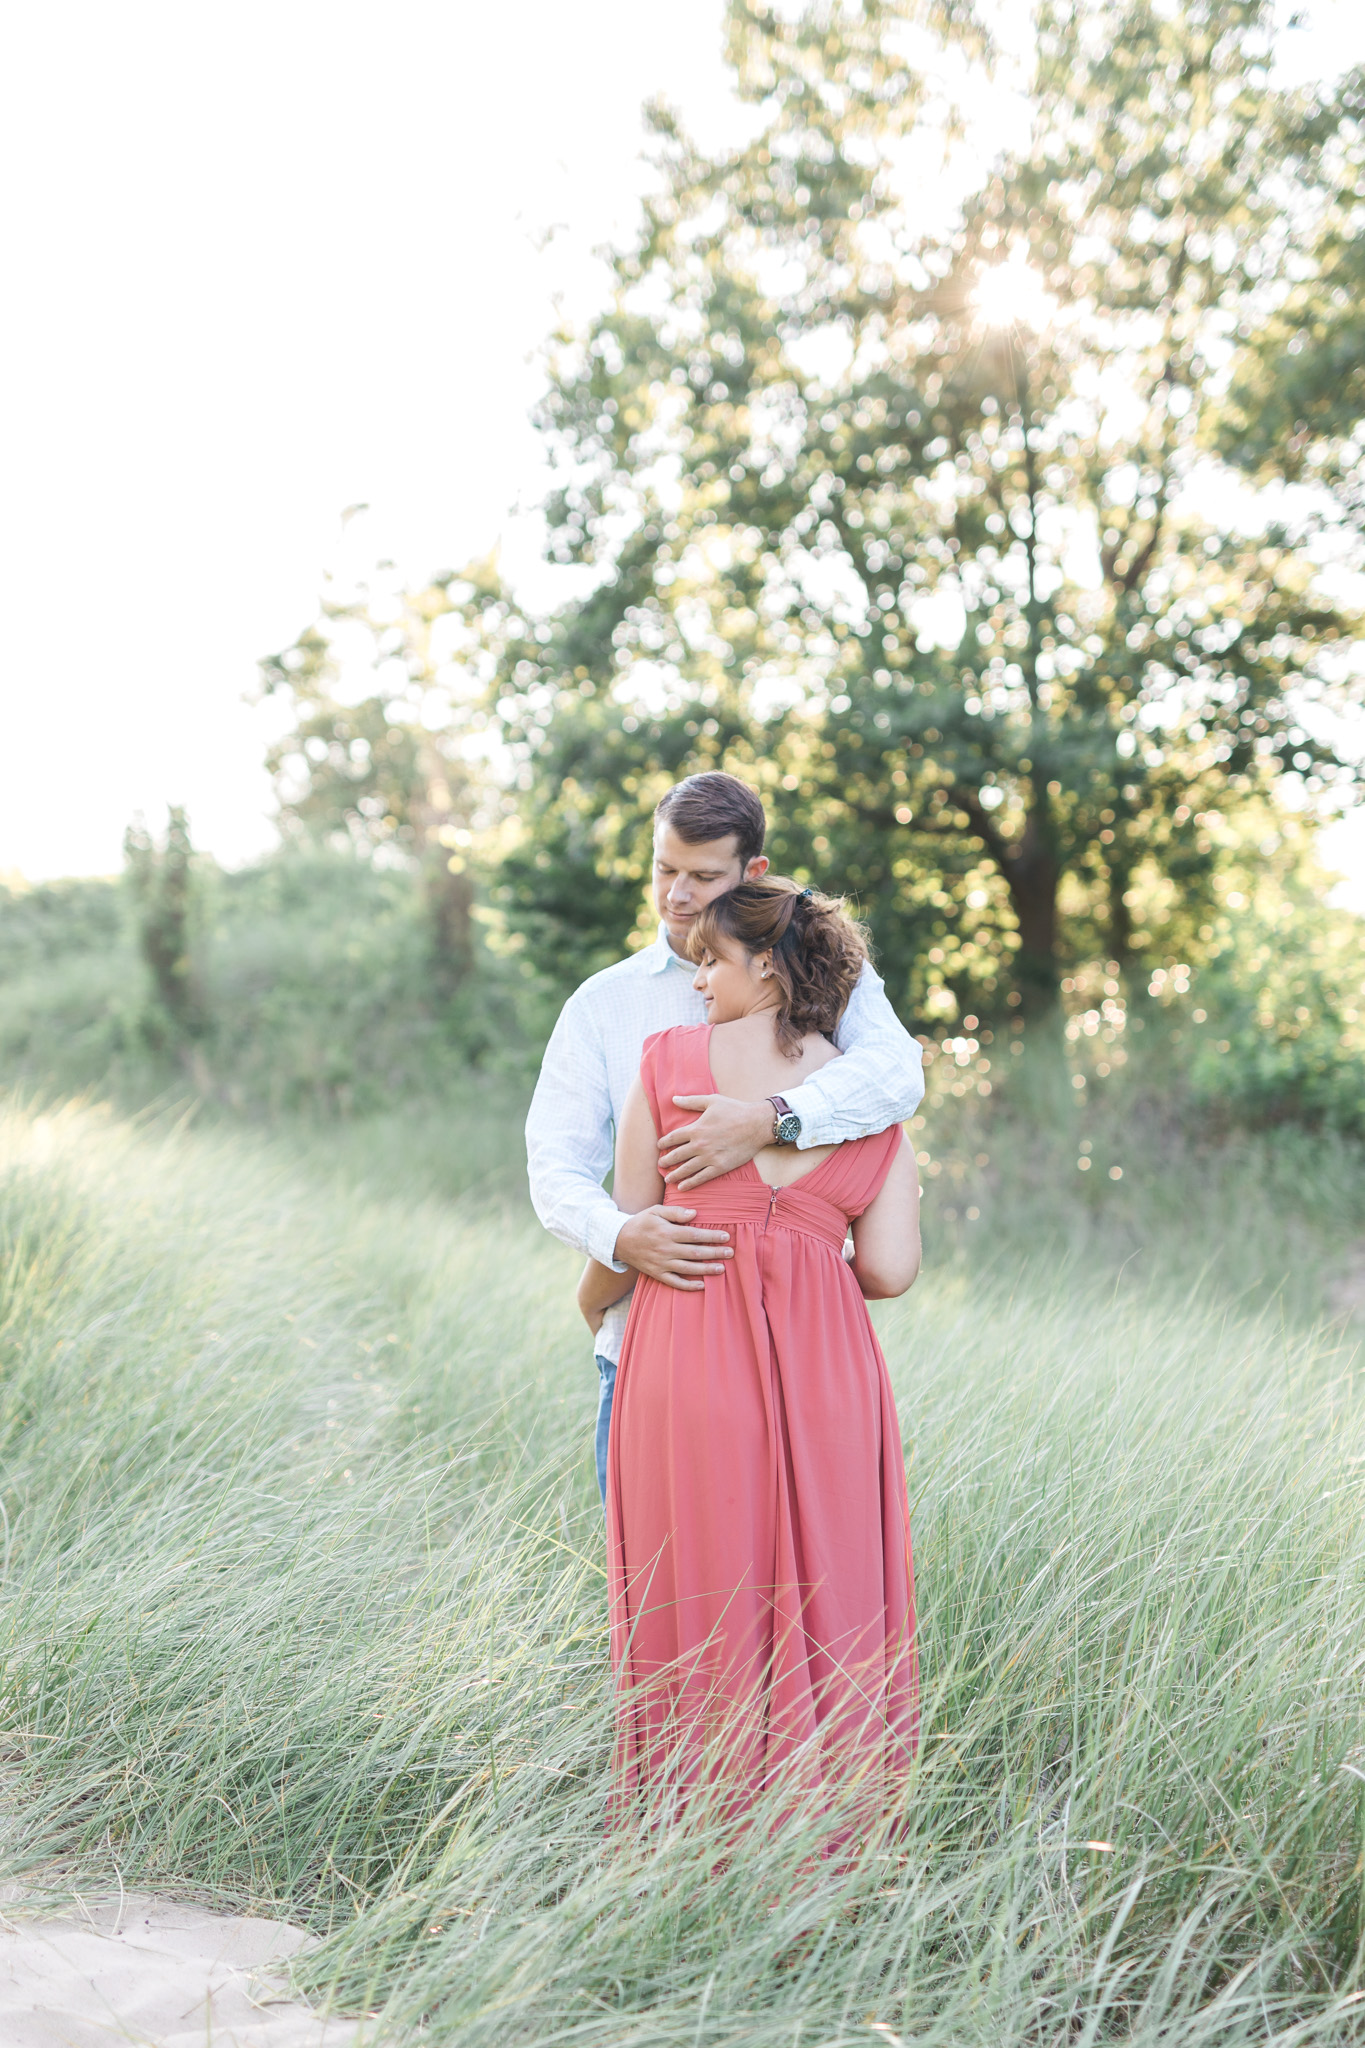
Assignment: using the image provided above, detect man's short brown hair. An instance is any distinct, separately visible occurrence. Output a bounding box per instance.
[654,773,766,867]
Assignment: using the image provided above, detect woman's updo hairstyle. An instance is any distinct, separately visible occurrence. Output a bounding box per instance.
[687,875,870,1057]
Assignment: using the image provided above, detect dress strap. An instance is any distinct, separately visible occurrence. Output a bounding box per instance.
[638,1025,711,1137]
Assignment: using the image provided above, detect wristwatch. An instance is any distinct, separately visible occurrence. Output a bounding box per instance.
[769,1095,801,1145]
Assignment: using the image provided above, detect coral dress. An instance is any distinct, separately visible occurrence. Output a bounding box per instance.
[605,1024,918,1821]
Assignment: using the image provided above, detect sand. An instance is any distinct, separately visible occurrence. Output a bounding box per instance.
[0,1888,362,2047]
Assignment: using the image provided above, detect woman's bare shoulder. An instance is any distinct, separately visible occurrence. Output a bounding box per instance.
[645,1021,710,1053]
[708,1018,840,1094]
[796,1030,841,1074]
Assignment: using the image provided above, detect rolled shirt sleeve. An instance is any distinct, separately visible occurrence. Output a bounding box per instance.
[781,960,925,1146]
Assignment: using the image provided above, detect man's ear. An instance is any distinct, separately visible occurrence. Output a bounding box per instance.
[744,855,770,879]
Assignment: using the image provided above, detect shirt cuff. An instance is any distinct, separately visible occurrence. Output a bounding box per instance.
[781,1079,861,1149]
[587,1206,630,1272]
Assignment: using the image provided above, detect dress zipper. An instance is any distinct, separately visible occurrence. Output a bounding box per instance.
[764,1184,779,1232]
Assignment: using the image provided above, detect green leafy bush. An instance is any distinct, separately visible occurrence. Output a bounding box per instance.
[0,874,123,977]
[0,852,549,1117]
[1180,896,1365,1134]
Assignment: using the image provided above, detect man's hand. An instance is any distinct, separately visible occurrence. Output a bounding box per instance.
[614,1205,734,1290]
[658,1094,775,1192]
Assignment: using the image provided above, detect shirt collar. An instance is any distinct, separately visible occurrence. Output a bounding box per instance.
[645,924,692,974]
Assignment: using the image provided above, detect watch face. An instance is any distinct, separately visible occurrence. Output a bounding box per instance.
[776,1112,802,1145]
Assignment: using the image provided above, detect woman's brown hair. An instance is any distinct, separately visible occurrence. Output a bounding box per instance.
[687,876,870,1056]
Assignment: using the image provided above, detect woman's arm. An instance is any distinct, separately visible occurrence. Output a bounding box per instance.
[849,1131,921,1300]
[577,1075,667,1330]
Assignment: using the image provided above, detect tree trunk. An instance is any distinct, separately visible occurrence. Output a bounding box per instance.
[124,805,206,1042]
[423,848,475,997]
[413,745,475,1002]
[1107,862,1134,971]
[1002,808,1061,1015]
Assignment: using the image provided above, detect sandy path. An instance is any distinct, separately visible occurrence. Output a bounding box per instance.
[0,1889,362,2047]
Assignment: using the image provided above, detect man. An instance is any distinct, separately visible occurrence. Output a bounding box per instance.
[525,771,925,1500]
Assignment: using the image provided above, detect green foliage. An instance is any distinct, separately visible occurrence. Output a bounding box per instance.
[7,828,1364,1148]
[3,1084,1365,2041]
[0,851,549,1117]
[123,806,206,1044]
[258,558,529,996]
[0,875,123,978]
[488,0,1364,1018]
[1029,805,1365,1137]
[1157,902,1365,1138]
[1219,67,1365,523]
[492,694,771,986]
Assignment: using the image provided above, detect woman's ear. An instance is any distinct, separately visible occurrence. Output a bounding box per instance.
[756,948,775,982]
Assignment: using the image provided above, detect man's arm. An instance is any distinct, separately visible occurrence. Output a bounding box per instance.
[526,997,734,1286]
[578,1074,668,1328]
[782,960,924,1146]
[525,991,631,1268]
[658,962,923,1190]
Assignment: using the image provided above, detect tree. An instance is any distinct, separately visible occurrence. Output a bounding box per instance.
[1218,66,1365,525]
[123,806,206,1043]
[259,558,519,997]
[492,0,1363,1018]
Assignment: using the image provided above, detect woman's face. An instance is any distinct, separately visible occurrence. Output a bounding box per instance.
[691,931,776,1023]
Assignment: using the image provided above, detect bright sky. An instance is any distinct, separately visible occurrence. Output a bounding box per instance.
[3,0,1364,888]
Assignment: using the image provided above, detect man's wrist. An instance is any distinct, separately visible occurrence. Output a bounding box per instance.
[750,1099,778,1150]
[768,1094,802,1145]
[776,1080,824,1148]
[599,1209,632,1274]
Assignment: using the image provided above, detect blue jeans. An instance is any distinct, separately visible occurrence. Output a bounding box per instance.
[594,1354,617,1505]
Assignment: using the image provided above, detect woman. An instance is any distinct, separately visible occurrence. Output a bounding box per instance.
[578,877,920,1824]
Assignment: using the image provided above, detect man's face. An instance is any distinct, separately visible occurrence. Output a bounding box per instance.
[652,821,768,951]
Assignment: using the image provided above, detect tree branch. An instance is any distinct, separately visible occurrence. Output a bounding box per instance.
[950,783,1015,871]
[849,790,1017,872]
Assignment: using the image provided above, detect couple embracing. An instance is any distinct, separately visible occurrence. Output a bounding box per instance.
[526,773,924,1822]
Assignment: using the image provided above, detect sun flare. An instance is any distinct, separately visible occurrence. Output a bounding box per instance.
[972,255,1056,332]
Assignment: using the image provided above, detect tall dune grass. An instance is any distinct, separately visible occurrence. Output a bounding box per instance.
[1,1088,1363,2044]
